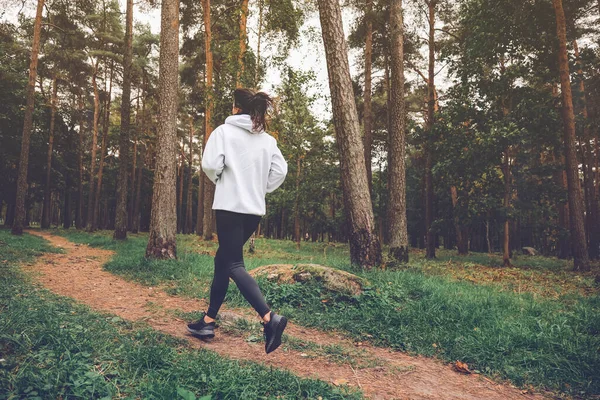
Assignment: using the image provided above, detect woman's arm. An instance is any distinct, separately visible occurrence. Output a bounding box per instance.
[266,142,288,193]
[202,128,225,184]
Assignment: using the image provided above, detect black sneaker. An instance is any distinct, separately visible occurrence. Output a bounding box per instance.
[187,313,215,339]
[263,312,287,354]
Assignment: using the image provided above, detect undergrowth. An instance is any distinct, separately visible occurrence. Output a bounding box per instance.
[0,229,361,399]
[50,229,600,396]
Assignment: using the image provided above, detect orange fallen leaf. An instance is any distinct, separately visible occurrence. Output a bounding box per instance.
[453,361,471,374]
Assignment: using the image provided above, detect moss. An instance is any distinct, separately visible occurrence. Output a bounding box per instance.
[250,264,368,295]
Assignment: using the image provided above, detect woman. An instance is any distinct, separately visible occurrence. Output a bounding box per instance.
[187,88,288,354]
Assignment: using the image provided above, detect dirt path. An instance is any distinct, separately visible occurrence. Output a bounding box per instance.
[24,230,549,400]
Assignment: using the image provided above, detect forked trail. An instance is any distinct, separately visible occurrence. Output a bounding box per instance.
[25,231,549,400]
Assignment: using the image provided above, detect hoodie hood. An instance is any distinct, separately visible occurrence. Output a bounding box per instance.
[225,114,264,133]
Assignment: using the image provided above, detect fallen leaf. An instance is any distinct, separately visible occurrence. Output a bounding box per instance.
[453,361,471,374]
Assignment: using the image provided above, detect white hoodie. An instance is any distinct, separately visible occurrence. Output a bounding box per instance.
[201,114,288,216]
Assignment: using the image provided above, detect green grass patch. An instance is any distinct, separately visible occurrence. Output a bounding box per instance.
[231,274,600,396]
[0,231,361,399]
[49,229,600,396]
[0,228,62,266]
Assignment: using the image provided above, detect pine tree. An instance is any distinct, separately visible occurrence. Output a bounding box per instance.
[146,0,179,258]
[114,0,134,240]
[388,0,409,264]
[12,0,45,235]
[316,0,382,268]
[552,0,590,271]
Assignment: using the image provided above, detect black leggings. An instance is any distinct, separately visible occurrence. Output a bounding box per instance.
[206,210,270,319]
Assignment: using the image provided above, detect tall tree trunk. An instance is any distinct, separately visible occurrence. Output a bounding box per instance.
[76,93,85,229]
[486,210,492,254]
[185,117,194,233]
[12,0,45,235]
[236,0,249,88]
[387,0,409,265]
[503,148,512,266]
[132,78,148,233]
[554,150,571,259]
[196,167,205,235]
[146,0,179,258]
[86,60,101,231]
[574,40,599,259]
[363,0,373,194]
[93,66,113,231]
[552,0,590,271]
[316,0,382,268]
[114,0,134,240]
[177,140,185,233]
[63,173,72,229]
[424,0,437,259]
[42,76,58,229]
[255,0,264,87]
[132,144,146,234]
[451,186,468,255]
[129,92,140,230]
[202,0,215,241]
[552,86,570,259]
[294,157,301,248]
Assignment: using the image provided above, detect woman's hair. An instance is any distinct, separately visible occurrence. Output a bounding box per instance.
[233,88,273,132]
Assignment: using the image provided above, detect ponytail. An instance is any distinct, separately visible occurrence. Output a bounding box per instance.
[233,88,273,132]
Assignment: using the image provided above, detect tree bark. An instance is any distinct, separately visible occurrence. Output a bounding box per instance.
[185,117,194,233]
[387,0,409,265]
[363,0,373,194]
[177,140,185,233]
[236,0,249,88]
[202,0,215,241]
[146,0,179,258]
[294,157,301,248]
[574,40,599,259]
[132,144,145,234]
[552,0,590,271]
[63,173,72,229]
[132,78,148,233]
[93,66,113,231]
[196,167,205,235]
[255,0,264,87]
[76,93,85,229]
[503,148,512,266]
[451,186,468,255]
[12,0,45,235]
[316,0,382,268]
[424,0,437,259]
[114,0,134,240]
[42,76,58,229]
[86,60,101,231]
[129,92,140,230]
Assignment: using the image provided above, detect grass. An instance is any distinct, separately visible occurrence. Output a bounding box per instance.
[50,228,600,397]
[0,229,362,399]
